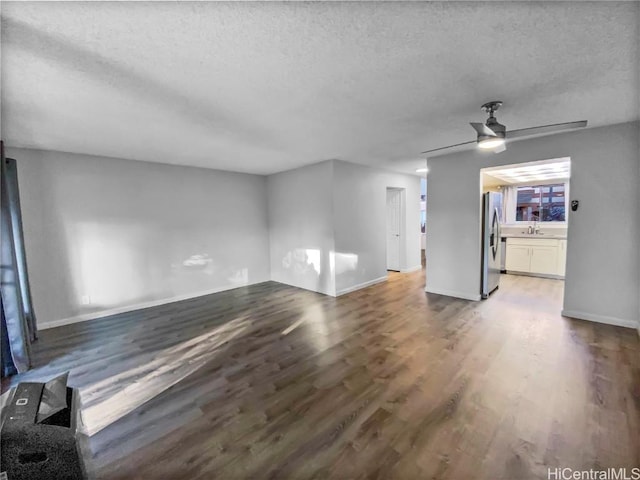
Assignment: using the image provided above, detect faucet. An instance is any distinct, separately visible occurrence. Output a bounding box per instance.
[527,220,540,235]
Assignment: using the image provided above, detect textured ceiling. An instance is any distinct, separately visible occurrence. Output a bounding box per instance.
[1,2,638,175]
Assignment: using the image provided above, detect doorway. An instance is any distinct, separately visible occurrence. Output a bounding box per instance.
[480,157,571,308]
[386,188,402,271]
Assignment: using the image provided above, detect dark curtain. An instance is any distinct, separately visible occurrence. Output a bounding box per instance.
[1,295,17,376]
[1,142,37,375]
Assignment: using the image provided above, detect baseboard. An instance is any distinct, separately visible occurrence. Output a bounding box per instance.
[38,281,268,330]
[561,310,638,330]
[269,277,336,297]
[400,264,423,273]
[336,276,387,296]
[505,271,564,280]
[424,286,481,301]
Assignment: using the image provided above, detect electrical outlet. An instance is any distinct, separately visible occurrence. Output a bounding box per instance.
[81,295,91,305]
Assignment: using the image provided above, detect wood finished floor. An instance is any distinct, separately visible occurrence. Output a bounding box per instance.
[3,271,639,479]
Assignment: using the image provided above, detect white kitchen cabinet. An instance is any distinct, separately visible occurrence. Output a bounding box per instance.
[529,245,558,274]
[505,245,530,272]
[505,237,565,278]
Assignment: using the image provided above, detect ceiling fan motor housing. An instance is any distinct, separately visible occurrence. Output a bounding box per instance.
[485,116,506,139]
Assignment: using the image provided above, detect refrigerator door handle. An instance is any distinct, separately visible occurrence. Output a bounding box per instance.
[491,207,500,259]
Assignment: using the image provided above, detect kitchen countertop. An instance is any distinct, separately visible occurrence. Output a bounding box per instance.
[501,233,567,239]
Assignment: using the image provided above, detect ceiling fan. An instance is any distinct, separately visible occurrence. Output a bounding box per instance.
[421,101,587,155]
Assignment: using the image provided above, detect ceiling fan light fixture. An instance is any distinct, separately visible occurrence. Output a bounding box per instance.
[477,137,505,150]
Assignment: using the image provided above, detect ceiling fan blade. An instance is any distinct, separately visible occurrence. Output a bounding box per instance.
[507,120,587,140]
[421,140,476,155]
[470,122,497,137]
[493,143,506,153]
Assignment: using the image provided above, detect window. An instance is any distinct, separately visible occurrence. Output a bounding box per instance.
[515,184,566,222]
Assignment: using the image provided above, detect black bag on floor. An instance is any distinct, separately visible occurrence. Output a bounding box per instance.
[0,372,89,480]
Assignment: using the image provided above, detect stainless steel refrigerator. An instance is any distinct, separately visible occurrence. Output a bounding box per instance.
[481,192,502,299]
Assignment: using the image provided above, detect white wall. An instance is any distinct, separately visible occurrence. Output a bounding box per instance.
[267,159,421,297]
[267,161,336,296]
[426,122,640,329]
[9,148,271,328]
[332,160,421,295]
[637,122,640,336]
[11,150,420,327]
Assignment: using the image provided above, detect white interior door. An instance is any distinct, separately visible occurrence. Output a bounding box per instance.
[386,189,401,271]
